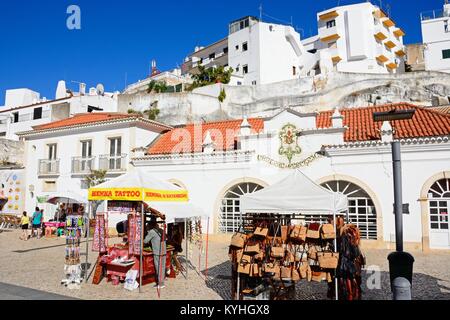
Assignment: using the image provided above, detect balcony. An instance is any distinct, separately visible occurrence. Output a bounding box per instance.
[71,157,96,175]
[393,28,406,38]
[38,159,60,176]
[320,33,340,43]
[421,9,446,21]
[99,154,127,172]
[382,18,395,28]
[319,10,339,21]
[395,49,406,57]
[373,9,387,20]
[384,40,396,50]
[327,48,342,64]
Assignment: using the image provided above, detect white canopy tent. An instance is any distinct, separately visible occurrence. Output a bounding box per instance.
[239,169,348,301]
[240,169,348,215]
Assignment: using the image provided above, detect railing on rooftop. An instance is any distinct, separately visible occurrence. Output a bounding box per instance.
[421,9,447,21]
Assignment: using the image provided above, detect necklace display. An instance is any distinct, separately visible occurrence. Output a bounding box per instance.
[61,215,85,289]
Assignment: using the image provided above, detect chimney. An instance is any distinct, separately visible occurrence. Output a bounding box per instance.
[380,121,394,143]
[202,131,216,154]
[240,117,252,136]
[331,108,344,128]
[79,83,86,96]
[132,147,148,158]
[55,80,67,99]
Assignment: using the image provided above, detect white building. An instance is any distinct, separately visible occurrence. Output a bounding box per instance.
[0,81,118,140]
[421,2,450,73]
[17,113,172,221]
[303,2,406,74]
[182,16,317,86]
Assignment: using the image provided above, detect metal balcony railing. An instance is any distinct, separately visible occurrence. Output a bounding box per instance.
[38,159,60,175]
[98,154,127,172]
[71,157,96,174]
[421,9,446,21]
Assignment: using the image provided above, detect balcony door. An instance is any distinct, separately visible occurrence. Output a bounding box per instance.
[81,140,92,172]
[109,137,122,170]
[46,144,57,174]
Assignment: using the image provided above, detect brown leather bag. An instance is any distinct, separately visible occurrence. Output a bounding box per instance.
[311,270,327,282]
[317,252,339,269]
[271,246,285,258]
[245,243,261,254]
[281,266,292,279]
[306,223,321,239]
[299,262,310,279]
[254,227,269,237]
[231,232,246,248]
[291,225,307,241]
[321,224,336,240]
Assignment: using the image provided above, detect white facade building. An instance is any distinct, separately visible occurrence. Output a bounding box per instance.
[303,2,406,74]
[421,2,450,73]
[17,113,172,222]
[0,81,118,140]
[182,16,317,86]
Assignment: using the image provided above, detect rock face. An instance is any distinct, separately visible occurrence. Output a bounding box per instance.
[0,139,24,167]
[119,71,450,125]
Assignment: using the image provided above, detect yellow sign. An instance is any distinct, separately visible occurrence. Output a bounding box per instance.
[88,188,189,202]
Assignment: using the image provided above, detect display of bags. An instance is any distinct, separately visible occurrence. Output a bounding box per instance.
[317,252,339,269]
[231,232,246,248]
[271,246,285,258]
[306,223,321,239]
[254,227,269,237]
[321,224,336,240]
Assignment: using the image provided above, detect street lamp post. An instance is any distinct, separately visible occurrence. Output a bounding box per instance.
[373,109,416,300]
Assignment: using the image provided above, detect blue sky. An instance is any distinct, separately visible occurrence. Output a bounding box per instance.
[0,0,445,105]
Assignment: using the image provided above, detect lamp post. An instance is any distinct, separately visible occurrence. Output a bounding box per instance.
[373,109,416,300]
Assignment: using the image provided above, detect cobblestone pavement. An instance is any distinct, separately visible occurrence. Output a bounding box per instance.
[0,230,449,300]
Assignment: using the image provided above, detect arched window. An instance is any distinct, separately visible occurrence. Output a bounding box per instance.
[428,179,450,231]
[220,182,264,233]
[321,180,377,240]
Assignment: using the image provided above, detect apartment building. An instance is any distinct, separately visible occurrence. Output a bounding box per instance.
[0,81,118,140]
[303,2,406,74]
[182,16,317,86]
[421,2,450,73]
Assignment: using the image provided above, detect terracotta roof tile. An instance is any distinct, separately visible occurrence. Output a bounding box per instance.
[33,113,142,130]
[317,103,450,142]
[148,118,264,154]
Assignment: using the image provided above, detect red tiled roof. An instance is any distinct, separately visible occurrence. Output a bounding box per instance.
[148,103,450,155]
[317,103,450,142]
[33,113,143,130]
[148,118,264,154]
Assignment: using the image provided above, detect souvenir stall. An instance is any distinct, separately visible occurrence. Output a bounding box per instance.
[61,215,85,289]
[47,192,86,238]
[87,169,191,294]
[231,170,351,301]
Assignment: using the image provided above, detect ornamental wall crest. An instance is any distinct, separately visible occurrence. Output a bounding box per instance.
[278,123,301,165]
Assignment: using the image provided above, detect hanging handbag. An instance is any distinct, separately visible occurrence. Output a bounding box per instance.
[280,225,289,241]
[271,246,285,258]
[238,255,252,274]
[317,252,339,269]
[231,232,246,248]
[264,262,278,274]
[306,223,321,239]
[291,225,307,241]
[244,243,261,254]
[281,266,292,279]
[321,224,336,240]
[254,226,269,238]
[311,269,327,282]
[307,245,319,260]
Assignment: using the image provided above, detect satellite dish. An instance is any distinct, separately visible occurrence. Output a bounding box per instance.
[96,83,105,96]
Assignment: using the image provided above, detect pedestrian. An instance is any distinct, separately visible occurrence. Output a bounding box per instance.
[31,207,43,239]
[20,211,30,241]
[144,217,167,289]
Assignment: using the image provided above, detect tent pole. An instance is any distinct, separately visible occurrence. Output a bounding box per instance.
[185,218,188,280]
[157,220,166,298]
[334,210,338,301]
[139,203,144,294]
[205,217,210,282]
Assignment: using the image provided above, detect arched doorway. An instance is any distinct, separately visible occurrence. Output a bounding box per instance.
[321,180,377,240]
[427,178,450,249]
[219,182,264,233]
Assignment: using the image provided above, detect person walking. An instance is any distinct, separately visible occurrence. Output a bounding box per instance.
[144,217,167,289]
[20,212,30,241]
[31,207,43,239]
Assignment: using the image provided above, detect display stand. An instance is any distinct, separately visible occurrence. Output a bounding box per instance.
[61,215,85,289]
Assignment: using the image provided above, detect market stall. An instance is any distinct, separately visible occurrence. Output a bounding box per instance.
[87,169,191,294]
[232,170,351,300]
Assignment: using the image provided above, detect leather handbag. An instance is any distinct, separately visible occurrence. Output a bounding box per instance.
[317,252,339,269]
[271,246,285,258]
[306,223,321,239]
[231,232,246,248]
[311,270,327,282]
[238,255,252,274]
[245,243,261,254]
[281,225,289,241]
[254,227,269,238]
[291,225,307,241]
[281,266,292,279]
[307,245,319,260]
[321,224,336,240]
[264,262,278,274]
